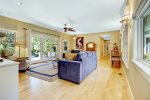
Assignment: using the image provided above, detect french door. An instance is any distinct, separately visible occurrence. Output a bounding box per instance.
[31,32,59,61]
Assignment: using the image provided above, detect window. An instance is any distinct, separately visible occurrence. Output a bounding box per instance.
[31,35,40,60]
[134,1,150,63]
[0,29,16,53]
[31,31,59,61]
[121,23,128,66]
[63,40,69,53]
[132,0,150,83]
[143,10,150,61]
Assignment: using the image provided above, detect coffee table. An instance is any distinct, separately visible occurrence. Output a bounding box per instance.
[48,58,62,69]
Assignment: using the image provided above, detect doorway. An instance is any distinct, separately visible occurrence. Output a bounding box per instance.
[100,34,111,57]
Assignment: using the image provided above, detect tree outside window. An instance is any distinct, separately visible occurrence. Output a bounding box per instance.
[143,10,150,61]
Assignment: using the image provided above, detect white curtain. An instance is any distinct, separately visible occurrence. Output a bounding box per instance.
[25,29,32,61]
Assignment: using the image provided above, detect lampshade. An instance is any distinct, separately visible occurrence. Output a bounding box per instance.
[88,43,94,48]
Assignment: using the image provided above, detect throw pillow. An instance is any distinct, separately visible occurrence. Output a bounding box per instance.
[65,53,77,60]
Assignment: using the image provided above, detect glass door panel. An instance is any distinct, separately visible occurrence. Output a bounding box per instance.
[51,39,58,58]
[42,39,52,59]
[31,32,59,61]
[31,36,41,61]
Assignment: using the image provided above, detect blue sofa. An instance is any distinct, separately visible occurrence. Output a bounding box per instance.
[58,51,97,84]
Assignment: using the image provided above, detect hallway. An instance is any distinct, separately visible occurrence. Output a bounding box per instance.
[19,56,131,100]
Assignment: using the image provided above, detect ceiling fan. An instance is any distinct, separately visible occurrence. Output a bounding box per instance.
[64,24,75,32]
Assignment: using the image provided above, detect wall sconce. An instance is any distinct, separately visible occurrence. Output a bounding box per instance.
[120,15,129,24]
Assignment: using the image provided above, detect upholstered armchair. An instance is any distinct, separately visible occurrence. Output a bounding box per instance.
[1,50,29,71]
[14,57,29,71]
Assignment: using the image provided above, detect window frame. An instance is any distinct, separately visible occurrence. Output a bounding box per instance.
[132,0,150,83]
[121,23,129,68]
[143,8,150,62]
[135,1,150,63]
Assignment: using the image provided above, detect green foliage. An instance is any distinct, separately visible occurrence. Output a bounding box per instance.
[31,37,58,58]
[0,32,15,54]
[31,37,40,57]
[144,53,150,61]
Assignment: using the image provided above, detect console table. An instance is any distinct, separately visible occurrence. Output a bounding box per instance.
[0,58,19,100]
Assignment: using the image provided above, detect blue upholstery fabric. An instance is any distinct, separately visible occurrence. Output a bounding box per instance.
[58,51,97,84]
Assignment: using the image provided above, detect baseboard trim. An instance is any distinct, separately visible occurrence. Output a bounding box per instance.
[122,66,134,100]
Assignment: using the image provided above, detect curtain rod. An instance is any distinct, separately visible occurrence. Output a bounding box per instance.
[22,28,60,37]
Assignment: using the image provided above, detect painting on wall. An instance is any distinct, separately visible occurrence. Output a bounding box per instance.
[0,30,16,54]
[76,37,84,49]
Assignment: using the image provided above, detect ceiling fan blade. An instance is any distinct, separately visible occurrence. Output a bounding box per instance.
[68,28,75,32]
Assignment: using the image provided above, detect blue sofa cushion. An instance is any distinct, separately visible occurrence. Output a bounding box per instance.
[75,52,88,61]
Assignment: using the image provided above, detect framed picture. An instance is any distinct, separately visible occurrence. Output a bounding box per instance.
[76,37,84,49]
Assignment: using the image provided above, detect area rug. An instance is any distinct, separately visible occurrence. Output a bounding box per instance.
[25,62,58,82]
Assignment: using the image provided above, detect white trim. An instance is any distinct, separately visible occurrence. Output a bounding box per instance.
[122,66,134,100]
[122,58,129,69]
[0,28,17,33]
[132,59,150,83]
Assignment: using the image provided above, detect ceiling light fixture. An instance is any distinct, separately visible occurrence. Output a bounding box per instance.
[120,14,129,24]
[4,11,8,15]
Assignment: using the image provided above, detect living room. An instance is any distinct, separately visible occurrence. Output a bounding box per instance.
[0,0,150,100]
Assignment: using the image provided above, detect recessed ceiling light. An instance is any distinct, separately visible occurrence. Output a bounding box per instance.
[0,10,9,15]
[18,2,23,5]
[4,12,8,15]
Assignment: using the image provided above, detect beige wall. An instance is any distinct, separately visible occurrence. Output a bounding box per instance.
[0,16,73,58]
[73,31,121,59]
[122,0,150,100]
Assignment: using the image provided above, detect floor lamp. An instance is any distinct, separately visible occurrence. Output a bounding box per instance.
[16,42,22,58]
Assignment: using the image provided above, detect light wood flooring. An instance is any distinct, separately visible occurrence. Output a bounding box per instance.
[19,56,131,100]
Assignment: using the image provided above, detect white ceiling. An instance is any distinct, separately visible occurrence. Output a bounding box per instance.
[0,0,124,35]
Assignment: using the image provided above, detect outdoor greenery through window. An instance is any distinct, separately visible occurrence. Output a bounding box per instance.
[31,32,59,61]
[0,30,15,54]
[31,36,40,59]
[143,9,150,61]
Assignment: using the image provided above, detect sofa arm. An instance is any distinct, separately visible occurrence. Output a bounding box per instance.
[58,60,82,83]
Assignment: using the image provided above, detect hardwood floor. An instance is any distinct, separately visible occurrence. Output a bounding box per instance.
[19,56,131,100]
